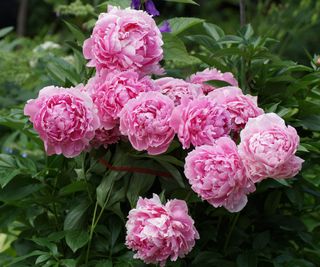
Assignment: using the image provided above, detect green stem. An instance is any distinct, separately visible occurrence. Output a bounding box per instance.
[85,180,115,264]
[223,213,240,252]
[85,201,98,265]
[82,152,93,203]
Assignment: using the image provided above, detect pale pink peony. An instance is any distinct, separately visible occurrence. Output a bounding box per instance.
[243,155,304,183]
[155,77,203,106]
[270,155,304,179]
[170,97,231,149]
[83,6,163,75]
[188,68,238,94]
[119,91,175,155]
[87,69,159,130]
[90,126,121,149]
[24,85,100,157]
[208,86,264,132]
[184,137,255,212]
[238,113,300,182]
[125,194,199,266]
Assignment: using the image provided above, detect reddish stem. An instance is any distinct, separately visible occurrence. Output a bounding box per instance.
[98,158,173,178]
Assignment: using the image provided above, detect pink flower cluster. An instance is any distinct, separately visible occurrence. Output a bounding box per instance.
[24,5,304,266]
[126,194,199,267]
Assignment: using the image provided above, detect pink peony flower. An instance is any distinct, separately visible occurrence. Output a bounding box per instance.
[119,91,175,155]
[238,113,300,182]
[83,6,163,75]
[270,155,304,179]
[155,77,203,106]
[170,97,231,149]
[184,137,255,212]
[87,69,159,130]
[125,194,199,266]
[90,126,121,149]
[243,155,304,183]
[208,86,264,132]
[24,85,100,158]
[188,68,238,94]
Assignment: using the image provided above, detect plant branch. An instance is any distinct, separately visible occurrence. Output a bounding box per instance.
[240,0,246,27]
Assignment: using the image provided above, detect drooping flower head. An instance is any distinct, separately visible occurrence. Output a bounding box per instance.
[83,6,163,75]
[126,194,199,266]
[119,91,175,155]
[188,68,238,94]
[87,69,159,130]
[208,86,264,132]
[170,97,231,149]
[238,113,300,182]
[155,77,203,106]
[184,137,255,212]
[24,85,100,158]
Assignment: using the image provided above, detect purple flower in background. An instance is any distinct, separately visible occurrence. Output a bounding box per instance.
[145,0,160,16]
[131,0,140,10]
[159,20,171,33]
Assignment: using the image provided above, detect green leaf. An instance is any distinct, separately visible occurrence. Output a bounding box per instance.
[185,35,219,51]
[167,17,204,35]
[96,260,113,267]
[236,252,257,267]
[0,26,14,38]
[59,181,89,196]
[65,230,89,252]
[7,250,44,266]
[253,231,270,250]
[64,200,90,230]
[97,171,125,207]
[155,160,185,188]
[126,173,155,207]
[0,177,43,202]
[205,80,233,88]
[63,21,86,44]
[35,254,51,264]
[163,33,200,65]
[98,0,130,9]
[299,115,320,131]
[61,259,77,267]
[203,22,225,40]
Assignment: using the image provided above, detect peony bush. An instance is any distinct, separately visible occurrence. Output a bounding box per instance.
[1,1,319,266]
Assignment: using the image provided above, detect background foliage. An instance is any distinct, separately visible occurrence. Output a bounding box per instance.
[0,0,319,266]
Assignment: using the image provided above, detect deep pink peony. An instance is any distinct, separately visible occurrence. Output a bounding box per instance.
[125,194,199,266]
[170,97,231,149]
[83,6,163,75]
[208,86,264,132]
[90,126,121,149]
[188,68,238,94]
[238,113,300,182]
[155,77,203,106]
[119,91,175,155]
[87,69,159,130]
[184,137,255,212]
[24,85,100,157]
